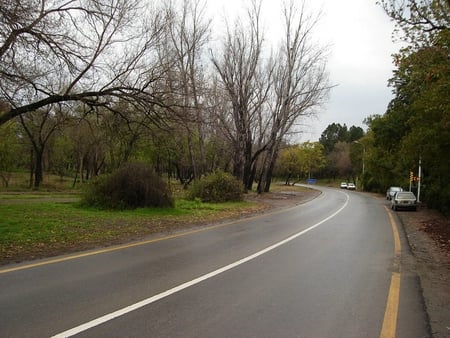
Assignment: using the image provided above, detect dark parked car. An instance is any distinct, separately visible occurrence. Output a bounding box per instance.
[391,191,417,211]
[386,186,403,200]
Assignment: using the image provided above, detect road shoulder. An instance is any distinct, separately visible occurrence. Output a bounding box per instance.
[396,208,450,338]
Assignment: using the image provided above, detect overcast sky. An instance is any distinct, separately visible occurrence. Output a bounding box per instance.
[208,0,400,141]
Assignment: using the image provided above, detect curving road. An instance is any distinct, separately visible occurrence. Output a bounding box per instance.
[0,186,430,337]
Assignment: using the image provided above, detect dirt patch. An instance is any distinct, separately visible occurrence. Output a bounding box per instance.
[243,187,321,210]
[396,208,450,338]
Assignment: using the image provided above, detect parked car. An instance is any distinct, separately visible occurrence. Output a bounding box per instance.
[347,183,356,190]
[391,191,417,211]
[340,182,347,189]
[386,186,403,200]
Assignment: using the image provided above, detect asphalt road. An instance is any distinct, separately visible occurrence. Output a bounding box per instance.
[0,186,430,337]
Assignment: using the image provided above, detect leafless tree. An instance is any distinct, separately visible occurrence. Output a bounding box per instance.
[164,0,211,181]
[18,106,69,188]
[329,141,352,180]
[0,0,172,125]
[211,0,330,192]
[211,0,270,189]
[257,1,331,192]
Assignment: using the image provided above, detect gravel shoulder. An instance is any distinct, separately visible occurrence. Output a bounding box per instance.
[395,207,450,338]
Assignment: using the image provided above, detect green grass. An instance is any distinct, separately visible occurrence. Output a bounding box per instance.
[0,178,313,264]
[0,198,260,264]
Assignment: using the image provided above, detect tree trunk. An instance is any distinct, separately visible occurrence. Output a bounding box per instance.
[34,149,44,189]
[28,148,34,189]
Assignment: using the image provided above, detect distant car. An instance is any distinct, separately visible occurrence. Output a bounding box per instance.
[340,182,348,189]
[386,186,403,200]
[347,183,356,190]
[391,191,417,211]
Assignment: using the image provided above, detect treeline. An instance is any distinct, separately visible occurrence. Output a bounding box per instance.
[362,0,450,214]
[273,124,365,185]
[0,0,330,193]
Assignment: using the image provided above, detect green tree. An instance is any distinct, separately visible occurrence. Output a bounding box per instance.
[348,126,365,142]
[367,29,450,212]
[275,142,325,185]
[299,142,326,180]
[276,145,303,185]
[378,0,450,47]
[319,123,349,154]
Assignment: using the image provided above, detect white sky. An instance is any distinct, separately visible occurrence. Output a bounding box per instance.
[208,0,400,141]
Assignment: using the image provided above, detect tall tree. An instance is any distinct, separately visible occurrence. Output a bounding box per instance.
[211,0,330,192]
[211,0,268,189]
[257,1,330,193]
[165,0,211,180]
[319,123,350,154]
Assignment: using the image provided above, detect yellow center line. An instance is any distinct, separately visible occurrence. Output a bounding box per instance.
[380,206,402,338]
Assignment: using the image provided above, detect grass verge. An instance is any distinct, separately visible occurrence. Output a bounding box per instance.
[0,199,265,265]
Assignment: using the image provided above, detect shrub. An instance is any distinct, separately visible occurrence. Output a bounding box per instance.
[188,171,244,203]
[81,163,174,209]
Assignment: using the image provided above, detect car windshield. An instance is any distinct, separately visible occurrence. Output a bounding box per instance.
[390,187,402,192]
[396,192,415,199]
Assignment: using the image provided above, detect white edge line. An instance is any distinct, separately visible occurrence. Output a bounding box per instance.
[52,194,349,338]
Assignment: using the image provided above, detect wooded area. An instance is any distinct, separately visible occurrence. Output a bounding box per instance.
[0,0,330,192]
[367,0,450,213]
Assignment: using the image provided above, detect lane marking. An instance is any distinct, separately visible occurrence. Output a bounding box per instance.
[380,206,402,338]
[386,209,401,258]
[51,195,349,337]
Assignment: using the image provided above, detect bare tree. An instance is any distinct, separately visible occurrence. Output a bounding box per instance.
[165,0,211,181]
[19,105,69,188]
[211,0,270,189]
[257,1,331,192]
[0,0,172,125]
[329,141,352,180]
[211,0,330,192]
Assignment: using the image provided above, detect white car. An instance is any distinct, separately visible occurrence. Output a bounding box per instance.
[391,191,417,211]
[347,183,356,190]
[386,186,403,200]
[340,182,347,189]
